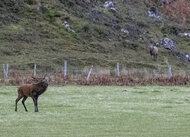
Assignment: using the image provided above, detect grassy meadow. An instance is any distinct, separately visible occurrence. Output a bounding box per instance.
[0,86,190,137]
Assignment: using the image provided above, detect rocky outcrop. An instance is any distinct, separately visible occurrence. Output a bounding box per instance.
[159,0,176,4]
[156,38,176,50]
[104,1,116,11]
[148,7,162,20]
[178,33,190,37]
[156,38,190,62]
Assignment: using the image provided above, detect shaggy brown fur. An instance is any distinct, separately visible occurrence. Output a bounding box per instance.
[149,45,158,61]
[15,76,48,112]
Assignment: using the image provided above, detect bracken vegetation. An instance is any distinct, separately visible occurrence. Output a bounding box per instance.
[1,70,190,86]
[160,0,190,25]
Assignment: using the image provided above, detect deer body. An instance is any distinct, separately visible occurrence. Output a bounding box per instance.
[149,45,158,61]
[15,76,48,112]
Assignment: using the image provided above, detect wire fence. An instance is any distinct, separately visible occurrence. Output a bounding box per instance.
[0,61,189,86]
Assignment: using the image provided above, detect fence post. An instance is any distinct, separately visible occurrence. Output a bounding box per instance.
[34,64,36,76]
[6,64,8,78]
[117,62,120,76]
[168,64,172,78]
[87,65,94,81]
[3,64,8,78]
[64,60,67,77]
[3,64,5,78]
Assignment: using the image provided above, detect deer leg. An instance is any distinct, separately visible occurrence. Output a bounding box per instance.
[32,96,39,112]
[35,96,39,112]
[22,96,28,112]
[154,54,156,61]
[15,95,23,112]
[154,54,157,61]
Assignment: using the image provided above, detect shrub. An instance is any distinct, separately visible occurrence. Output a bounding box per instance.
[25,0,39,5]
[160,0,190,25]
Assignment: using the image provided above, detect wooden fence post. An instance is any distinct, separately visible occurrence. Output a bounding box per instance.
[168,65,172,78]
[6,64,8,77]
[3,64,8,78]
[34,64,36,76]
[64,60,67,77]
[87,65,94,81]
[117,62,120,76]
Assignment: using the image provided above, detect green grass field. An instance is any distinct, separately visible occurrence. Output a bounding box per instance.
[0,86,190,137]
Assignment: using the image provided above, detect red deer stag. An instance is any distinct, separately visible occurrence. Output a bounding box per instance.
[15,76,49,112]
[149,45,158,61]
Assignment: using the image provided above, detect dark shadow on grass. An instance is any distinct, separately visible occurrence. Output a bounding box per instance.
[162,105,173,108]
[134,91,146,94]
[0,92,9,95]
[152,90,161,93]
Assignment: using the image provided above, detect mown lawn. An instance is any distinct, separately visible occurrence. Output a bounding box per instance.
[0,86,190,137]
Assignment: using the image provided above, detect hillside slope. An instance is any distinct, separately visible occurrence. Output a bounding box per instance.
[0,0,190,72]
